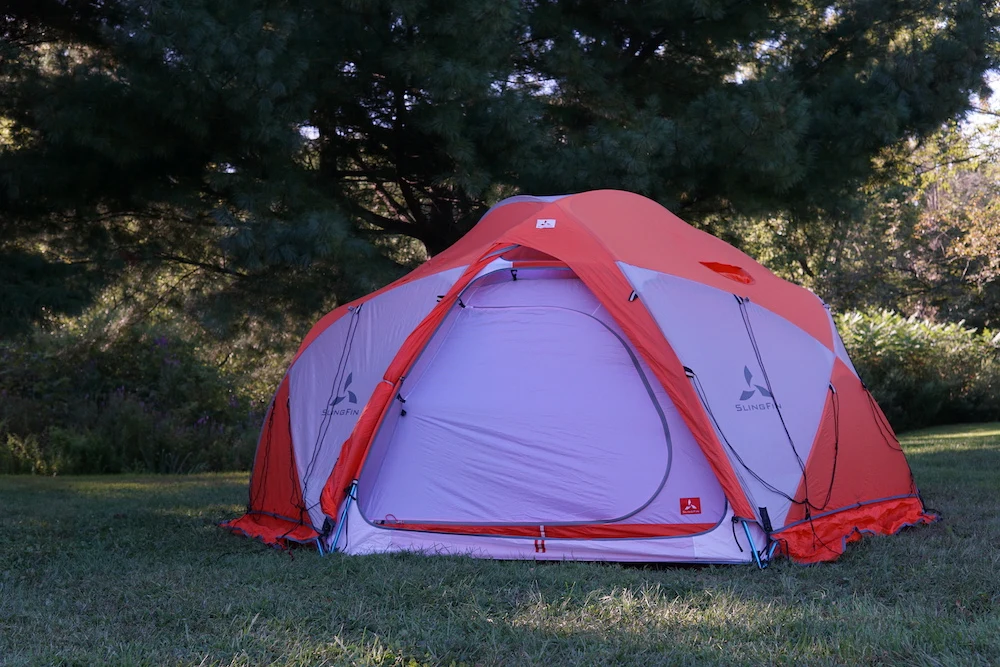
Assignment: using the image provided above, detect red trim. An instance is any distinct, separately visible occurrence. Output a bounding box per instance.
[373,521,719,539]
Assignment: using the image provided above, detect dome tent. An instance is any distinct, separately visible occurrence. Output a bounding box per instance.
[222,190,936,564]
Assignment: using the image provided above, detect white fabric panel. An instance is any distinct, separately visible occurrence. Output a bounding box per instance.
[360,302,670,524]
[288,267,466,528]
[827,309,860,379]
[473,258,513,281]
[478,194,569,220]
[623,411,727,525]
[331,500,754,564]
[468,275,726,526]
[620,263,834,527]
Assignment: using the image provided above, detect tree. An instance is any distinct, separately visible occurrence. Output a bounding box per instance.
[752,113,1000,329]
[1,0,997,333]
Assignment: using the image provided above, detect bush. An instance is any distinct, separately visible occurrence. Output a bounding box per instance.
[0,325,265,474]
[836,309,1000,431]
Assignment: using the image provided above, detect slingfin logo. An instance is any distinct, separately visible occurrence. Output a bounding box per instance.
[735,365,781,413]
[680,497,702,515]
[332,372,357,407]
[739,366,772,401]
[323,372,361,417]
[536,218,556,229]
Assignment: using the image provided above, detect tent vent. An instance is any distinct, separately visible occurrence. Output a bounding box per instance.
[701,261,755,285]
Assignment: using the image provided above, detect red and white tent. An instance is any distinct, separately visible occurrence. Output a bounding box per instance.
[223,190,935,564]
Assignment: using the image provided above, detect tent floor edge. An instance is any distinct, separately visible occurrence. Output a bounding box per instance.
[773,496,936,564]
[221,512,320,549]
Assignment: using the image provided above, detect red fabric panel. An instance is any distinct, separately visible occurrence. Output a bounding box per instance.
[248,377,309,524]
[223,376,313,546]
[785,360,919,525]
[377,522,718,539]
[774,496,936,563]
[220,513,319,546]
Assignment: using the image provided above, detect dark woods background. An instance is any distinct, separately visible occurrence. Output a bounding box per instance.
[2,0,999,473]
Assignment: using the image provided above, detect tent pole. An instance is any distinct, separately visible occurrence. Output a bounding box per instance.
[742,520,766,569]
[330,480,358,555]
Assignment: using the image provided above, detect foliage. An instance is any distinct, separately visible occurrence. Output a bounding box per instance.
[1,424,999,664]
[838,309,1000,431]
[740,113,1000,330]
[1,1,997,332]
[0,322,266,474]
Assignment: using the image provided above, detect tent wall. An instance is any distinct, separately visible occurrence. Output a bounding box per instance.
[357,273,727,533]
[619,263,835,528]
[287,267,467,528]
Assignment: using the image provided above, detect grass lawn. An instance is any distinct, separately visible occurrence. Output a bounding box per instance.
[1,425,998,666]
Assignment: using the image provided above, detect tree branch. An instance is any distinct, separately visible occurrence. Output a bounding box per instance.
[154,253,246,277]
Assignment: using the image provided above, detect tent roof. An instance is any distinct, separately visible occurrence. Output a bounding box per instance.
[299,190,832,359]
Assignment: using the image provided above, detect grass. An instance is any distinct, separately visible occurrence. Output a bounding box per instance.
[1,425,998,666]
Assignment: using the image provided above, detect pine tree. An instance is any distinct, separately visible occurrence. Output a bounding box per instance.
[1,0,997,332]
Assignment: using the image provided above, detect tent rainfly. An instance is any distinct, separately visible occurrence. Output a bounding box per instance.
[223,190,937,565]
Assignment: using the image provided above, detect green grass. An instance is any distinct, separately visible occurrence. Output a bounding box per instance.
[1,425,999,666]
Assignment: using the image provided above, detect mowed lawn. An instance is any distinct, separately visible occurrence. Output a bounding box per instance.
[1,426,999,666]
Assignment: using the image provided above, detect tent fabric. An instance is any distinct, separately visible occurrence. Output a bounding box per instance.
[355,275,728,529]
[223,190,936,563]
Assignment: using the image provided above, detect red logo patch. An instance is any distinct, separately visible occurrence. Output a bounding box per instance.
[680,497,702,515]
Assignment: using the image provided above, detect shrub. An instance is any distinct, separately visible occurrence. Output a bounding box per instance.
[836,309,1000,431]
[0,325,264,474]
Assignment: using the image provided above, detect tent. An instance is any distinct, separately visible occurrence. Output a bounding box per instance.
[223,190,936,565]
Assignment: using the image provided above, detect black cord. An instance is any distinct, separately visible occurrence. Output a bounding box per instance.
[690,372,799,504]
[815,385,840,511]
[738,300,809,480]
[862,387,904,452]
[306,306,363,483]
